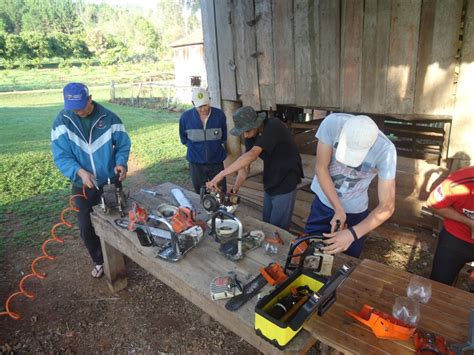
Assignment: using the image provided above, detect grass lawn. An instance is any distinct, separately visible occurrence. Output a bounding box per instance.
[0,86,188,255]
[0,61,173,92]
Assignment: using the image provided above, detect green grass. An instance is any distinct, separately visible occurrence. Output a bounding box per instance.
[0,85,188,255]
[0,61,173,92]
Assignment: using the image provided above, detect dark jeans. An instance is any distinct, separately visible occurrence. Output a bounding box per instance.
[262,189,297,231]
[430,228,474,285]
[72,185,104,265]
[304,195,369,258]
[189,162,226,194]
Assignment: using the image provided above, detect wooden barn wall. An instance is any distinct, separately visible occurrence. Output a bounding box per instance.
[201,0,221,108]
[203,0,463,116]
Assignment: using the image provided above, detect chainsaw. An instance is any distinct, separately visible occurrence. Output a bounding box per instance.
[115,202,203,262]
[99,177,128,217]
[207,209,264,261]
[200,186,240,214]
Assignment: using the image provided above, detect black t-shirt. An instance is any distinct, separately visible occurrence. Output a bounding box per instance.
[245,118,304,195]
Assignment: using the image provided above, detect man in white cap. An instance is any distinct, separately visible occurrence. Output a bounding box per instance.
[179,87,227,193]
[305,113,397,257]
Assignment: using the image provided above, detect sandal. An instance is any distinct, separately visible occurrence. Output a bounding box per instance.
[91,264,104,278]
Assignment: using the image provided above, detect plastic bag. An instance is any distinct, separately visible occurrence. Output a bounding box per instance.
[407,275,432,304]
[392,296,420,327]
[263,241,278,255]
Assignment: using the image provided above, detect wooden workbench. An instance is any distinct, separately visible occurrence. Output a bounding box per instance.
[306,257,474,354]
[90,182,316,354]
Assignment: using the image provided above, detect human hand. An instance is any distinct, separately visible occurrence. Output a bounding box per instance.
[230,185,239,194]
[114,165,127,181]
[330,209,346,233]
[77,168,97,189]
[207,173,224,191]
[321,229,353,255]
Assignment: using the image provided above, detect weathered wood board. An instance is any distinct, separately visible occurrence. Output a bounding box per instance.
[215,0,237,101]
[91,183,316,354]
[385,0,422,114]
[341,0,363,112]
[414,0,462,116]
[255,0,276,111]
[273,0,296,105]
[201,0,221,108]
[232,0,261,109]
[305,259,474,354]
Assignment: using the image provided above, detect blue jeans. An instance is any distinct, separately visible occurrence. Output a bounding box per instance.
[304,195,369,258]
[263,189,297,231]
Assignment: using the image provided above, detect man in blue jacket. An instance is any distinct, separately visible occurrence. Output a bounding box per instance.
[179,87,227,193]
[51,83,131,278]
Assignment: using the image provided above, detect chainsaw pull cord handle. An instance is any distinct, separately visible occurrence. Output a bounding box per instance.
[0,186,88,320]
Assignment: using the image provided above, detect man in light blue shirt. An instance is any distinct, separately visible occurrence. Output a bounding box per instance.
[305,113,397,257]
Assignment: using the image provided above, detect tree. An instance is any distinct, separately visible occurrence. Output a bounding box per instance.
[0,0,26,34]
[21,0,81,35]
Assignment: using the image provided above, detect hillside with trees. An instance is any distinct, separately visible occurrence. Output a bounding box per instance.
[0,0,201,68]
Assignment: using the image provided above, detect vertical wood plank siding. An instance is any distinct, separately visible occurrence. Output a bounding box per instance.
[319,0,341,109]
[361,0,391,113]
[295,0,319,107]
[215,0,237,101]
[385,0,422,114]
[255,0,276,110]
[414,0,463,116]
[341,0,364,111]
[233,0,261,109]
[204,0,464,117]
[273,0,296,104]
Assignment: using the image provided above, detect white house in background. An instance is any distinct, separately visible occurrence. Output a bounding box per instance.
[170,31,207,104]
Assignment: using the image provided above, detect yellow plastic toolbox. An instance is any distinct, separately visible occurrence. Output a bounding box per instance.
[255,264,353,349]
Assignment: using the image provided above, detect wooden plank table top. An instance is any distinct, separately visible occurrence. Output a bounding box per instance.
[304,257,474,354]
[91,182,316,354]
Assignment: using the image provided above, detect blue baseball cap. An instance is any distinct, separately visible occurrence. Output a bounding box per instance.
[63,83,90,110]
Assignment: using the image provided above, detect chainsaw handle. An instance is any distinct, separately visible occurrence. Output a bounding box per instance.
[284,235,325,273]
[209,209,238,241]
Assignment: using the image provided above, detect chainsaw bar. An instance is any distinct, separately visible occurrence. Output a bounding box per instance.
[225,274,267,311]
[114,218,172,240]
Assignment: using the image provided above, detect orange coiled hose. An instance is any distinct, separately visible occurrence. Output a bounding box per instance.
[0,187,87,320]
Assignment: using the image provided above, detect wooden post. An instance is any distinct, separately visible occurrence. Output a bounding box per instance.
[222,100,242,167]
[110,80,115,101]
[99,237,128,293]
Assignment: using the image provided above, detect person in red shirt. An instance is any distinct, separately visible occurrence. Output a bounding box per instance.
[427,166,474,287]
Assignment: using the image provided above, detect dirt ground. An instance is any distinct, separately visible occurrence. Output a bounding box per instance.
[0,170,470,353]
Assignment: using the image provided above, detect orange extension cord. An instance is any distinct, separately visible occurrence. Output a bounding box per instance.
[0,187,87,320]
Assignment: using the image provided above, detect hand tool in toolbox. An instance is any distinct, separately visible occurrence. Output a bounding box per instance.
[210,272,243,300]
[345,304,416,340]
[266,286,312,321]
[225,263,287,311]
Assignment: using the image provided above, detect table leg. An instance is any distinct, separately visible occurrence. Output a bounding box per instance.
[100,237,128,293]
